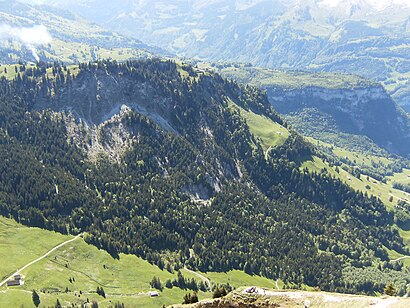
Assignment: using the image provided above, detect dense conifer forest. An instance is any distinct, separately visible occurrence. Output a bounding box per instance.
[0,59,409,295]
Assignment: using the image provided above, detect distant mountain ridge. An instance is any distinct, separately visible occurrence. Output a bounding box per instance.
[0,0,166,63]
[39,0,410,110]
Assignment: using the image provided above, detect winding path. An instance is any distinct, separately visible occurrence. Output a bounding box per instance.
[265,146,273,160]
[0,233,83,287]
[390,255,410,262]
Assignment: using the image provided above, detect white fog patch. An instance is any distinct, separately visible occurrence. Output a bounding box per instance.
[0,24,52,62]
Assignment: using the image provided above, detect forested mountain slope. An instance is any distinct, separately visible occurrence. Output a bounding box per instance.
[0,59,409,295]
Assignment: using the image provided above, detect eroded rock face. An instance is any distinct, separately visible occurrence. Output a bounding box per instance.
[63,106,137,163]
[32,68,178,164]
[33,69,175,130]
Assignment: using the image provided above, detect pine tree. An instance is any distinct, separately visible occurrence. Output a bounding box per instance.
[177,270,186,288]
[243,261,252,274]
[96,286,106,298]
[183,292,199,304]
[97,286,106,297]
[199,280,208,292]
[55,299,62,308]
[166,262,173,273]
[150,276,163,290]
[32,290,40,307]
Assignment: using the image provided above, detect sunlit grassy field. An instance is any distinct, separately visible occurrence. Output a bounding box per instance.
[0,216,280,307]
[226,97,290,150]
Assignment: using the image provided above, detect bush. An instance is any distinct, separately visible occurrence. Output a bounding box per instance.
[212,286,227,298]
[384,282,396,296]
[183,292,199,304]
[165,279,173,289]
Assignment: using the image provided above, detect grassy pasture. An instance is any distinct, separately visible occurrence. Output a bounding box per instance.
[0,216,279,307]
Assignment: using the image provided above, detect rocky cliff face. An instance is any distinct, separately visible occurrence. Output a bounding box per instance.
[30,65,183,164]
[267,84,410,155]
[33,68,175,131]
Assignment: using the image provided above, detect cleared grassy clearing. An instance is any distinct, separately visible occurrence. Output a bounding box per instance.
[0,63,36,80]
[388,168,410,186]
[397,228,410,249]
[226,98,290,150]
[0,216,203,307]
